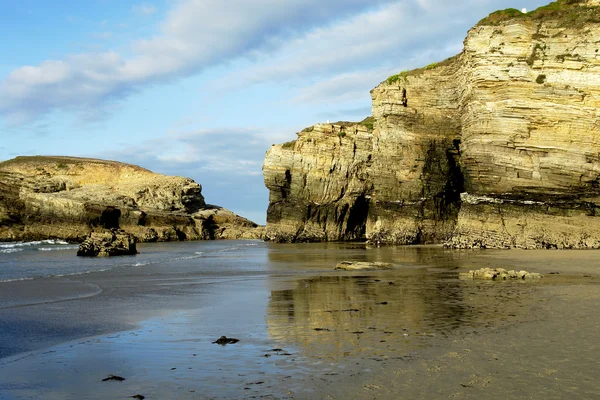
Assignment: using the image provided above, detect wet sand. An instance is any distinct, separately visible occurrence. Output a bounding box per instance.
[1,243,599,399]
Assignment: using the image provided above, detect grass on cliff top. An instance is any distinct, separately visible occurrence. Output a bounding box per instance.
[386,54,460,85]
[281,140,296,149]
[359,116,375,131]
[297,117,375,136]
[0,156,82,168]
[0,155,151,172]
[477,0,600,27]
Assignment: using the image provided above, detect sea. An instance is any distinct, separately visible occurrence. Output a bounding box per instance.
[0,239,267,283]
[1,239,600,399]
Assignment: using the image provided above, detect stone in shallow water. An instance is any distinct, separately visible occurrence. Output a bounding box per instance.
[102,374,125,382]
[77,229,137,257]
[461,268,542,280]
[212,336,239,345]
[334,261,393,271]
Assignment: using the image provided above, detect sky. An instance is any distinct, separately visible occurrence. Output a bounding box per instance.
[0,0,550,224]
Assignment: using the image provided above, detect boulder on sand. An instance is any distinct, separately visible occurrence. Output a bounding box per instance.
[77,229,137,257]
[334,261,393,271]
[460,268,542,280]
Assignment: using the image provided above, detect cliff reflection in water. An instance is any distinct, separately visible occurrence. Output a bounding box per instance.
[265,244,534,361]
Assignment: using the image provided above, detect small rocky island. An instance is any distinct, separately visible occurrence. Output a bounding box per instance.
[263,0,600,249]
[0,156,263,243]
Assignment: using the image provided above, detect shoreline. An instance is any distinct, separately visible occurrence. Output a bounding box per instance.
[0,244,599,399]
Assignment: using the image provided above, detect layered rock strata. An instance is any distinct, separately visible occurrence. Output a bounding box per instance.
[264,0,600,248]
[0,156,263,242]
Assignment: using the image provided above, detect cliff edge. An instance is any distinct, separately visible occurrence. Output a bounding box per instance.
[0,156,263,242]
[263,0,600,249]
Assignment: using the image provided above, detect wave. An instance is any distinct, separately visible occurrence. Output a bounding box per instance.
[37,246,79,252]
[204,242,260,254]
[0,240,70,249]
[1,239,264,281]
[0,248,24,254]
[0,276,34,283]
[123,242,260,268]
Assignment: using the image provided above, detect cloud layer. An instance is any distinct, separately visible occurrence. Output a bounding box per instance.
[0,0,395,124]
[103,126,288,223]
[0,0,545,125]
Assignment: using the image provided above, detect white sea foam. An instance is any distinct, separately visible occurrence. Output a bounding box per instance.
[132,262,151,267]
[37,246,79,252]
[0,239,70,249]
[0,276,34,283]
[0,248,24,254]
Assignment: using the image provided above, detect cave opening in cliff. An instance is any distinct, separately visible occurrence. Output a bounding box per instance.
[99,207,121,229]
[202,215,218,240]
[280,169,292,199]
[344,195,370,241]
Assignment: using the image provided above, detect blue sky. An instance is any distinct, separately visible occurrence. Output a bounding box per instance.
[0,0,549,224]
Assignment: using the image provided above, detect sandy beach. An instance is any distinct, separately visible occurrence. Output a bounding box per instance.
[1,242,599,399]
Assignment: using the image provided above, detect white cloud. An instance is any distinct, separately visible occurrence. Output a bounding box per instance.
[97,126,289,223]
[106,126,290,177]
[92,32,113,40]
[291,68,396,104]
[0,0,546,125]
[0,0,394,125]
[221,0,489,89]
[132,4,158,16]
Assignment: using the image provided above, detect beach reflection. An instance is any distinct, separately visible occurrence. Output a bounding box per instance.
[266,244,536,361]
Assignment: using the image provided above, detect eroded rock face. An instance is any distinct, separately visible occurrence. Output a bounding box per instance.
[264,0,600,248]
[77,229,137,257]
[264,124,374,242]
[0,156,263,242]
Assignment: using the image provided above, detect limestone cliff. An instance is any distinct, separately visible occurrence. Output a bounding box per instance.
[264,0,600,248]
[0,156,263,242]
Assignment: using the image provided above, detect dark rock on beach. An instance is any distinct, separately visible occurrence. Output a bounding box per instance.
[77,229,137,257]
[212,336,240,345]
[101,374,125,382]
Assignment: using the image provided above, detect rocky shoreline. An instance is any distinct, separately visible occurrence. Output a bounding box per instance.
[0,156,263,243]
[263,0,600,249]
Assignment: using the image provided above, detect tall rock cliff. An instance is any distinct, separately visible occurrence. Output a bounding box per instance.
[264,0,600,248]
[0,156,263,242]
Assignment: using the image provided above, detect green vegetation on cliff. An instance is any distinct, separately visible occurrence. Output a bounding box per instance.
[281,140,297,149]
[359,116,374,131]
[385,55,460,85]
[477,0,599,27]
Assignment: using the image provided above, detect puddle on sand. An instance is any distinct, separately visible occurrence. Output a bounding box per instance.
[266,269,542,362]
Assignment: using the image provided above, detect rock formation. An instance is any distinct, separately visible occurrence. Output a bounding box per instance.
[461,268,542,280]
[263,0,600,248]
[77,229,138,257]
[0,156,263,242]
[334,261,393,271]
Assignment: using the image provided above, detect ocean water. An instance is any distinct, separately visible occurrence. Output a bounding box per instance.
[1,240,600,398]
[0,239,265,282]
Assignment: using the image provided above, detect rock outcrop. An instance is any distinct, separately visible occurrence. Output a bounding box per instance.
[264,0,600,248]
[461,268,542,280]
[77,229,137,257]
[334,261,393,271]
[0,156,263,242]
